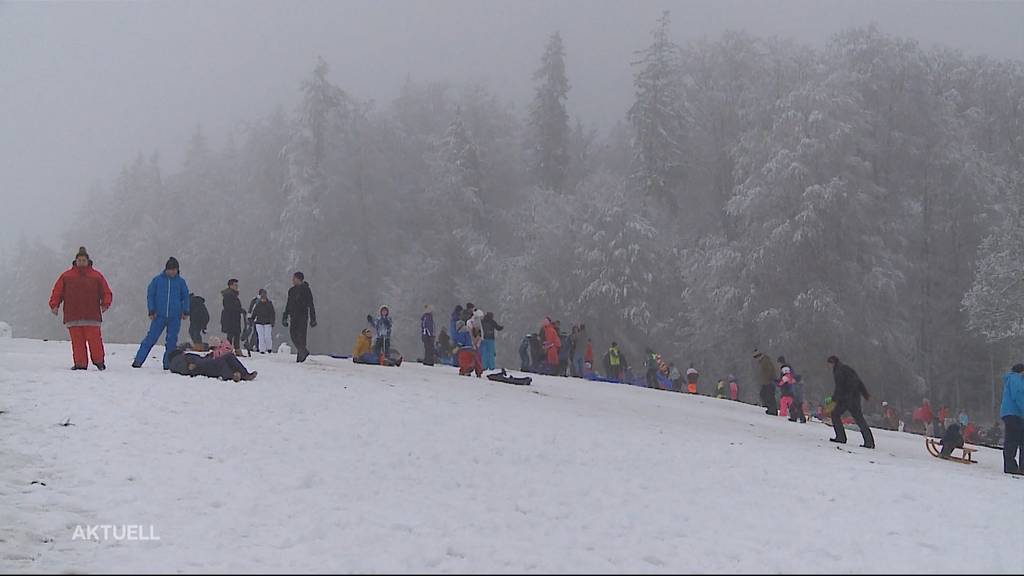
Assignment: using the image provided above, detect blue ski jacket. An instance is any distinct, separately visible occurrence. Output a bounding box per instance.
[147,271,190,319]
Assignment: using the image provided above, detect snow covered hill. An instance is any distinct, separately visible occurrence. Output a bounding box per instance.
[1,338,1019,573]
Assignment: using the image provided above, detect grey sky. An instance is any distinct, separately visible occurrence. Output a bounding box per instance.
[2,0,1022,251]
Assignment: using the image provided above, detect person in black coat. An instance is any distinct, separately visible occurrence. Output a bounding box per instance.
[188,293,210,346]
[220,279,245,353]
[251,288,276,354]
[281,272,316,362]
[167,347,257,381]
[420,305,436,365]
[827,355,876,448]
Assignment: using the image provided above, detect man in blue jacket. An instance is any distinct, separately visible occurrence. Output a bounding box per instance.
[1000,363,1024,475]
[133,257,190,369]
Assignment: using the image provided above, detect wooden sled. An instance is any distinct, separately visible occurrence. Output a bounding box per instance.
[926,437,977,464]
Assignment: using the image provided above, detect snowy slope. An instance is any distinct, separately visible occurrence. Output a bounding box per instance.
[1,338,1020,573]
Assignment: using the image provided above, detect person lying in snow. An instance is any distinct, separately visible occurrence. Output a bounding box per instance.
[167,339,257,382]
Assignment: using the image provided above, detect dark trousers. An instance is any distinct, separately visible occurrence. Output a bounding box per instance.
[1003,415,1023,473]
[422,335,435,365]
[289,318,308,354]
[831,400,875,447]
[374,336,391,357]
[188,323,204,344]
[789,399,807,422]
[760,384,778,414]
[226,331,240,350]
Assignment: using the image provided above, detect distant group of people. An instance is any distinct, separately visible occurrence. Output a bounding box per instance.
[45,248,1024,475]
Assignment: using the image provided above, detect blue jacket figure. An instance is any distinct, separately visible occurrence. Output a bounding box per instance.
[133,258,190,369]
[1000,364,1024,474]
[367,305,393,357]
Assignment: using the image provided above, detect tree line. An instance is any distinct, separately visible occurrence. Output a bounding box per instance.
[3,15,1022,421]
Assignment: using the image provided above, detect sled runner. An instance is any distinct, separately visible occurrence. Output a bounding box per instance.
[925,437,977,464]
[486,370,532,386]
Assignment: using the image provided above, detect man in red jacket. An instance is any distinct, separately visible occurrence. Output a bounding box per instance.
[49,246,113,370]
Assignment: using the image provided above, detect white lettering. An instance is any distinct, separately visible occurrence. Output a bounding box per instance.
[72,525,86,540]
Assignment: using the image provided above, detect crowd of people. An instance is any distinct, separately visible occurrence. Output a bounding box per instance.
[45,248,1024,475]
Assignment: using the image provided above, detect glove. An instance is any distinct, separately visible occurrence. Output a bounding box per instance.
[282,319,289,327]
[51,307,59,316]
[149,312,157,320]
[310,319,317,328]
[366,314,373,324]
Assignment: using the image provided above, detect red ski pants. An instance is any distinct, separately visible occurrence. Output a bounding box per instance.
[69,325,104,367]
[458,349,482,376]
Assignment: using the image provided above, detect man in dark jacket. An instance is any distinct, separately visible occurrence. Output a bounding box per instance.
[480,311,503,370]
[421,305,435,365]
[827,355,875,448]
[188,293,210,347]
[221,279,245,354]
[754,350,778,415]
[282,272,317,362]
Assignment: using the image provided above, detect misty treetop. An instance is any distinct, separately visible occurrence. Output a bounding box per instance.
[3,19,1023,422]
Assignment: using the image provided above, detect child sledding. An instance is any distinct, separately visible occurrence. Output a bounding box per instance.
[352,327,403,367]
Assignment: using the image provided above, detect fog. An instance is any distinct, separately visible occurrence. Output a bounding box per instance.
[2,0,1023,422]
[3,0,1023,248]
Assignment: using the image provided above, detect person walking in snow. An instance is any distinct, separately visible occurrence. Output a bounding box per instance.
[421,304,436,366]
[753,349,778,415]
[281,271,316,363]
[250,288,275,354]
[133,257,190,369]
[827,355,875,448]
[48,246,113,370]
[1000,363,1024,475]
[221,278,245,355]
[367,305,393,359]
[480,311,503,370]
[188,292,210,349]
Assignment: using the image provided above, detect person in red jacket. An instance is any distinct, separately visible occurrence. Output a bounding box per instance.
[49,246,113,370]
[541,317,560,371]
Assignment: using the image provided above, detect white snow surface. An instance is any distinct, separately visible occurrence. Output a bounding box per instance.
[1,338,1020,573]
